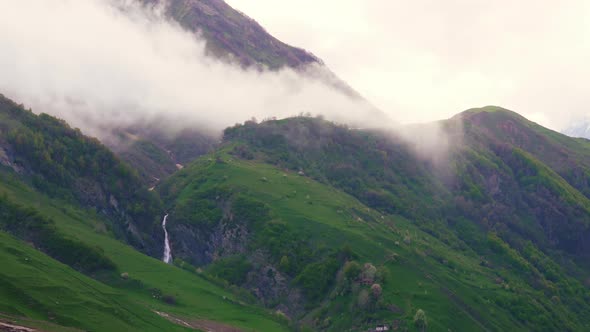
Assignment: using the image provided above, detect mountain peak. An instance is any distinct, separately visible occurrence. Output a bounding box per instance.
[457,106,526,121]
[144,0,320,69]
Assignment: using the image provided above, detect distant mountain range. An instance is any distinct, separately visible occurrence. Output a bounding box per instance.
[563,119,590,139]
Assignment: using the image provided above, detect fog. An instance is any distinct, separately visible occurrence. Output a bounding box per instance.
[228,0,590,131]
[0,0,386,140]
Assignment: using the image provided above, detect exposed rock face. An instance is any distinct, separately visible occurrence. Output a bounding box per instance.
[0,146,22,173]
[170,221,249,265]
[169,219,305,316]
[166,193,306,316]
[244,250,304,316]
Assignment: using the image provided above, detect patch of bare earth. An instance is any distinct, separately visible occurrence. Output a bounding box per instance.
[154,311,243,332]
[0,321,36,332]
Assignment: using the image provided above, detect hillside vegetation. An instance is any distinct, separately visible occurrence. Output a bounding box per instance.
[157,111,590,331]
[0,96,287,331]
[0,165,288,331]
[2,91,590,331]
[0,95,163,255]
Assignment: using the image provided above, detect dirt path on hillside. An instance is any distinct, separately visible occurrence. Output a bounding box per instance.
[154,311,243,332]
[0,321,36,332]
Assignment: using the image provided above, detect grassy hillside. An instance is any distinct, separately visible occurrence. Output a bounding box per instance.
[159,146,590,331]
[3,94,590,331]
[0,169,288,332]
[458,107,590,199]
[0,95,163,255]
[0,231,191,332]
[222,114,590,259]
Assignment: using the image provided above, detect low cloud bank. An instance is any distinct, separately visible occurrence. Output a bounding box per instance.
[0,0,384,139]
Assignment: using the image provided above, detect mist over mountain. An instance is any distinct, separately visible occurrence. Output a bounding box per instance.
[142,0,322,69]
[0,0,386,142]
[1,1,590,332]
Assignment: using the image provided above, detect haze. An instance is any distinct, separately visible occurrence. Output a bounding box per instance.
[0,0,380,138]
[227,0,590,130]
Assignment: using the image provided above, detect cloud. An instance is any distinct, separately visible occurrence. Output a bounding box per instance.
[0,0,383,139]
[227,0,590,130]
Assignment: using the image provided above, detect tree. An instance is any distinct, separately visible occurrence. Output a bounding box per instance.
[362,263,377,283]
[344,261,361,280]
[279,255,290,272]
[371,283,382,299]
[414,309,428,332]
[357,289,370,309]
[376,265,390,284]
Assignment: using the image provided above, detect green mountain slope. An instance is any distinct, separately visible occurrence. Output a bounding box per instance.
[0,231,189,332]
[0,96,288,332]
[158,148,590,331]
[458,107,590,199]
[222,112,590,259]
[3,88,590,331]
[156,112,590,331]
[0,95,164,255]
[0,167,287,332]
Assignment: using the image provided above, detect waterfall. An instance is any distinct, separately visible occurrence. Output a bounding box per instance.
[162,214,172,264]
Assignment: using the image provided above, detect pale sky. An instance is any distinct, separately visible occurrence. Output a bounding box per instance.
[226,0,590,130]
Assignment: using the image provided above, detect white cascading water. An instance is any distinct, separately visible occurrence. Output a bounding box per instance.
[162,214,172,264]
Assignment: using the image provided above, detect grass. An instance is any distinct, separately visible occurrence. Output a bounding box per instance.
[0,169,288,332]
[161,152,565,331]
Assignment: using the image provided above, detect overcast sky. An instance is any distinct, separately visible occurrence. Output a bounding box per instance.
[226,0,590,130]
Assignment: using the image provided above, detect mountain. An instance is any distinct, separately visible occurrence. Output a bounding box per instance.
[140,0,367,99]
[155,108,590,331]
[143,0,320,69]
[3,1,590,331]
[3,88,590,331]
[0,95,287,331]
[563,119,590,139]
[103,0,387,187]
[106,124,219,187]
[0,95,164,255]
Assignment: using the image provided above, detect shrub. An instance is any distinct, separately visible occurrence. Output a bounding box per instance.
[162,295,177,305]
[371,283,382,299]
[344,261,361,281]
[295,257,340,302]
[414,309,428,331]
[207,255,252,285]
[357,289,370,309]
[279,255,291,272]
[361,263,377,284]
